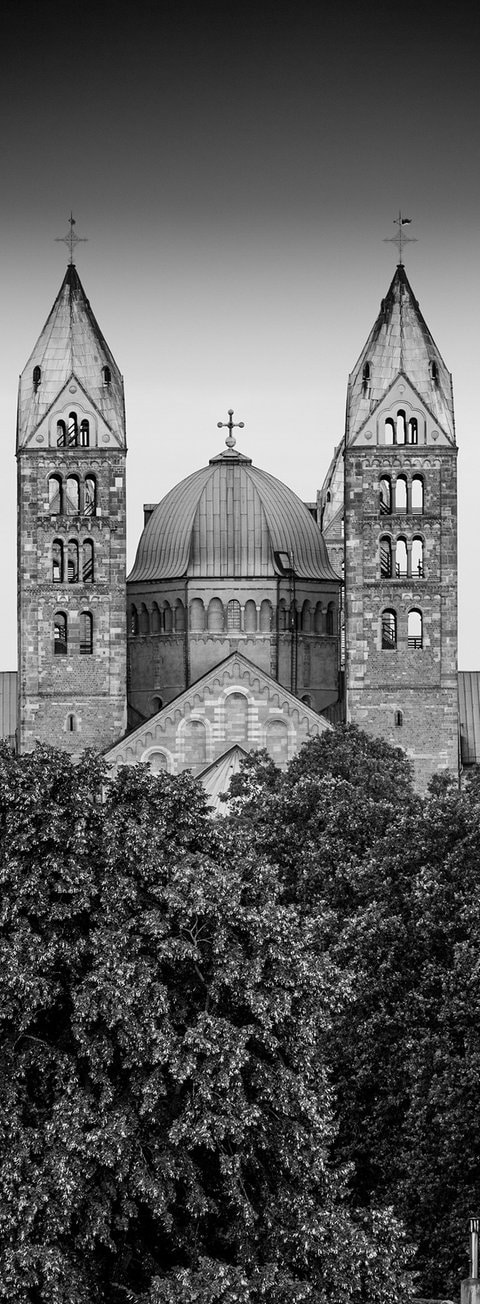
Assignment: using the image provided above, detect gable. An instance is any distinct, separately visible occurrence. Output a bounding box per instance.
[349,374,455,448]
[19,375,123,451]
[105,651,332,776]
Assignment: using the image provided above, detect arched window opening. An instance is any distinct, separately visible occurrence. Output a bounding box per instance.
[259,599,272,633]
[396,409,407,445]
[52,539,63,583]
[184,719,206,767]
[66,713,77,733]
[429,360,439,385]
[381,609,397,650]
[225,692,248,744]
[66,476,80,515]
[82,539,94,582]
[54,612,68,655]
[68,412,78,446]
[139,603,150,635]
[395,538,408,578]
[412,537,424,577]
[67,539,79,583]
[151,696,163,715]
[408,609,423,649]
[80,611,93,655]
[266,719,288,765]
[84,477,96,516]
[408,417,418,445]
[49,475,62,514]
[227,599,241,632]
[380,536,392,577]
[411,476,424,513]
[326,602,335,636]
[80,419,90,447]
[56,420,66,448]
[394,710,403,727]
[379,478,392,514]
[244,600,257,634]
[302,695,312,708]
[102,365,112,386]
[175,600,186,632]
[207,597,224,633]
[395,477,407,512]
[278,600,288,633]
[151,603,161,634]
[301,600,312,633]
[384,417,395,445]
[361,361,371,397]
[190,598,205,632]
[130,605,138,636]
[163,602,173,633]
[33,365,41,392]
[148,749,168,774]
[314,602,323,635]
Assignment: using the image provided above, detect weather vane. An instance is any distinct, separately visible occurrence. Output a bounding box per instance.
[384,211,417,266]
[217,408,245,449]
[55,213,88,264]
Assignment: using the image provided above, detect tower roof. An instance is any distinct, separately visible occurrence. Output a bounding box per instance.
[128,443,339,583]
[17,264,124,448]
[347,264,454,442]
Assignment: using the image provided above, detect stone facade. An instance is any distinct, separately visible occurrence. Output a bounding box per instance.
[107,651,332,779]
[14,255,462,791]
[127,578,340,724]
[17,265,127,756]
[342,267,459,790]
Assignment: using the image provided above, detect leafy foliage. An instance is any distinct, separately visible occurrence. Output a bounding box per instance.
[0,743,414,1304]
[229,728,480,1295]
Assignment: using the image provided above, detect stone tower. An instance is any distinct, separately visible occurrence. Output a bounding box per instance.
[17,260,127,754]
[344,262,458,788]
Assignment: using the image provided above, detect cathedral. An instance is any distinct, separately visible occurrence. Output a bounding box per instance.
[12,237,477,797]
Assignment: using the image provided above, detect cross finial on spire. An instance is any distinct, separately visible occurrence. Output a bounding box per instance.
[55,213,88,264]
[217,407,245,449]
[383,211,417,266]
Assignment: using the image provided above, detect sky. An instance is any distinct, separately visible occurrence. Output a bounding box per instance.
[1,0,479,667]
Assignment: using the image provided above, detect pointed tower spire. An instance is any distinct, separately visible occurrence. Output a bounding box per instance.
[342,258,458,790]
[346,265,454,445]
[17,261,127,756]
[17,263,124,451]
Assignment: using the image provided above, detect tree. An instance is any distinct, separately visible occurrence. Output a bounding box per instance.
[0,744,414,1304]
[228,730,480,1296]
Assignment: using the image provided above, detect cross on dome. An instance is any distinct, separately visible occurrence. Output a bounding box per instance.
[217,407,245,448]
[55,213,88,264]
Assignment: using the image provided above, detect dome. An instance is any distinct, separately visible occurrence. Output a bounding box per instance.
[128,444,339,583]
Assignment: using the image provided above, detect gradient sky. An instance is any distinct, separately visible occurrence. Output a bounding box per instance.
[1,0,479,667]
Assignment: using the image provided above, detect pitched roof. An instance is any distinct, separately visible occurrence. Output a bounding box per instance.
[17,264,125,448]
[347,265,454,442]
[198,744,248,813]
[128,446,339,583]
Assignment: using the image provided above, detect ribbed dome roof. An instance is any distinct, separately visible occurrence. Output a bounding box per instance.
[128,445,338,582]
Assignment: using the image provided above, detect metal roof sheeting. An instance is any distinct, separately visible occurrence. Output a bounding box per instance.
[128,449,339,582]
[347,265,455,443]
[0,672,17,743]
[458,672,480,765]
[17,265,125,448]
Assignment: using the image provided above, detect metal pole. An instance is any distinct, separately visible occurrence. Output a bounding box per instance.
[470,1219,480,1279]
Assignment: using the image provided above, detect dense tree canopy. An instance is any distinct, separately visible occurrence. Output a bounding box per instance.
[229,729,480,1296]
[0,742,414,1304]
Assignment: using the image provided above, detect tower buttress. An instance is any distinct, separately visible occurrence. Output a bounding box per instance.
[343,263,458,789]
[17,262,127,754]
